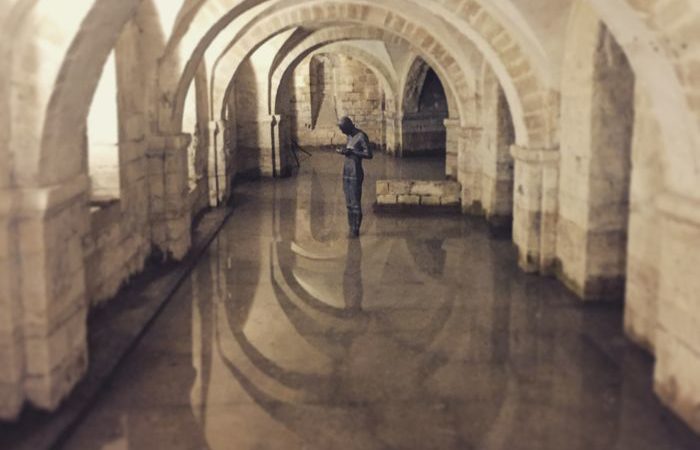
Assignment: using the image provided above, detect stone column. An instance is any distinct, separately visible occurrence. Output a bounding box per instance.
[208,120,229,207]
[148,133,192,260]
[444,118,460,179]
[383,113,401,155]
[253,115,275,178]
[0,207,24,419]
[270,114,291,178]
[511,145,560,273]
[0,176,91,416]
[457,126,484,214]
[653,191,700,434]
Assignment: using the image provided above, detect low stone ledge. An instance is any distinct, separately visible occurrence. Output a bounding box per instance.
[375,180,461,210]
[0,207,235,450]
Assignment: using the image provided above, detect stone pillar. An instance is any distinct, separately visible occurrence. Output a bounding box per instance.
[254,115,275,178]
[511,145,560,273]
[0,211,24,419]
[148,134,192,260]
[444,118,460,179]
[270,114,291,178]
[653,192,700,434]
[457,126,484,214]
[208,120,229,207]
[0,176,91,417]
[384,114,401,155]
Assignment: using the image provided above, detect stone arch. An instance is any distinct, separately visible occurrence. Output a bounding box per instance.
[400,56,433,116]
[0,0,148,418]
[583,0,700,196]
[38,1,145,185]
[266,27,414,156]
[280,50,388,149]
[269,27,406,116]
[556,1,636,303]
[325,44,400,152]
[399,55,451,157]
[273,42,398,156]
[161,0,556,149]
[0,0,186,418]
[172,1,481,134]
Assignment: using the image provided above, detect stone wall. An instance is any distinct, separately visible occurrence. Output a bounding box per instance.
[401,116,447,156]
[3,0,700,436]
[83,203,150,307]
[376,180,461,207]
[288,53,384,151]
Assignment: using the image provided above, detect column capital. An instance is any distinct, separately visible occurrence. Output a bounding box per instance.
[252,115,280,126]
[0,175,90,219]
[147,133,192,157]
[510,145,560,163]
[457,125,483,141]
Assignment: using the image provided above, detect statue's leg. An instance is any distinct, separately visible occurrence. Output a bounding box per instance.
[343,176,358,235]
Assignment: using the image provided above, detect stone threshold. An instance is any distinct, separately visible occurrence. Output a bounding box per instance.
[0,207,236,450]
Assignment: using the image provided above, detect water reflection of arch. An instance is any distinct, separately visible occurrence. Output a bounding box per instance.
[210,235,515,449]
[190,160,517,448]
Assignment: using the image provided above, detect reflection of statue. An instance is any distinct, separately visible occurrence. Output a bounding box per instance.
[343,239,363,310]
[336,116,372,237]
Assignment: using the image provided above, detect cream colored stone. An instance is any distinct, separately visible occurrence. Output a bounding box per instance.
[397,194,421,205]
[1,0,700,437]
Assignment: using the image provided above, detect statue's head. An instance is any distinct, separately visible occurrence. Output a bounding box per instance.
[338,116,356,135]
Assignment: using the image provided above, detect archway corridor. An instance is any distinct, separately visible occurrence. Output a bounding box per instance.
[2,0,700,447]
[60,153,700,449]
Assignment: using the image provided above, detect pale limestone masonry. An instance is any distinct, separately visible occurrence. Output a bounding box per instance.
[2,0,700,437]
[376,180,461,207]
[288,53,385,151]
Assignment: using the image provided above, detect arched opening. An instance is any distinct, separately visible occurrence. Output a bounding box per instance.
[556,8,635,303]
[401,58,449,159]
[87,50,120,206]
[284,52,386,153]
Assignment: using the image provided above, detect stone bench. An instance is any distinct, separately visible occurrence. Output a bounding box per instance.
[375,180,461,208]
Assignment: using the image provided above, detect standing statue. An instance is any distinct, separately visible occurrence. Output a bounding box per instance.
[336,116,373,238]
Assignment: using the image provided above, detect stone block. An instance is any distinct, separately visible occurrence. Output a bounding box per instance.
[441,195,460,206]
[398,195,420,205]
[377,195,397,205]
[420,196,441,206]
[410,182,443,197]
[388,181,413,195]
